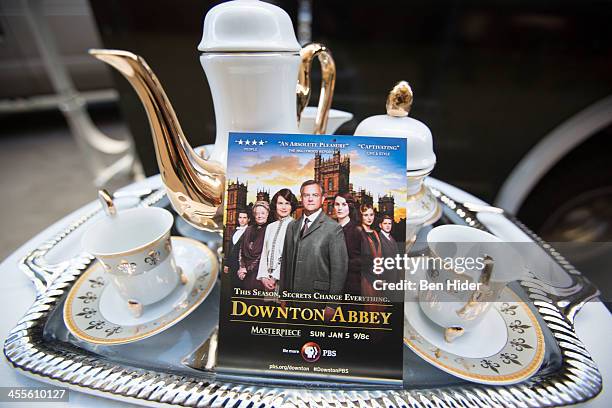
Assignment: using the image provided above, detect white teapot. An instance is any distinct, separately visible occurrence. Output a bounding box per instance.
[89,0,341,232]
[198,0,338,164]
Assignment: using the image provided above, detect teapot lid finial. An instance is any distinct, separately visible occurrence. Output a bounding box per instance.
[386,81,413,117]
[354,80,436,172]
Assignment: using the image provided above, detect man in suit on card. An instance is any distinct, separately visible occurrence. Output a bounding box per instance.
[223,209,249,287]
[281,180,348,294]
[379,214,402,284]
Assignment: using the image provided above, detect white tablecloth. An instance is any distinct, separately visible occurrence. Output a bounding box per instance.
[1,176,609,407]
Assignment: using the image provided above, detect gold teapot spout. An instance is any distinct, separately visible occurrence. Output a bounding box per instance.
[89,49,225,232]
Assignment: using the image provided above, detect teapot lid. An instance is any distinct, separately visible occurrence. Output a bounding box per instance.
[198,0,301,52]
[354,81,436,172]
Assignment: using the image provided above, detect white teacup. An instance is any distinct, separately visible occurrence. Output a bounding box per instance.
[82,206,179,316]
[418,225,525,342]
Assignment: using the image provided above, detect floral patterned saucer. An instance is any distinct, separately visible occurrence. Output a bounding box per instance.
[404,287,545,385]
[64,237,218,345]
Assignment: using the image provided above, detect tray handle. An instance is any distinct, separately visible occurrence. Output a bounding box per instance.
[434,189,602,324]
[552,272,601,324]
[507,216,602,324]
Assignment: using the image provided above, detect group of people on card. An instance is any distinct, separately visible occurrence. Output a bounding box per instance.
[223,179,401,297]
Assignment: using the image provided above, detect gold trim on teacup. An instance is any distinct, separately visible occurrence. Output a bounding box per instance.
[64,237,218,345]
[93,232,171,259]
[102,236,172,277]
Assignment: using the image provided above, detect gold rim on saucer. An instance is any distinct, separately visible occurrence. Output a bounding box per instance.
[404,287,545,385]
[63,236,218,345]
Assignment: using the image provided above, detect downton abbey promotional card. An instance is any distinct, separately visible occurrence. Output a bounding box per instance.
[217,132,407,384]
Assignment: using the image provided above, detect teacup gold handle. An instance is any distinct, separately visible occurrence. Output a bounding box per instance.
[98,189,117,217]
[479,255,494,286]
[296,43,336,134]
[456,255,495,319]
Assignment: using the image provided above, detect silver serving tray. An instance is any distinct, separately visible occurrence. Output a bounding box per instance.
[4,186,602,407]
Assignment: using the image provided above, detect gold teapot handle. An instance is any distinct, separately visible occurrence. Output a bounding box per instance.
[296,43,336,134]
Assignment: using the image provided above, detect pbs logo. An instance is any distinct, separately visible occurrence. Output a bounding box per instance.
[300,342,321,363]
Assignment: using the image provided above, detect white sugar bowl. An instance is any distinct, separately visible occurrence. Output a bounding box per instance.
[354,81,441,240]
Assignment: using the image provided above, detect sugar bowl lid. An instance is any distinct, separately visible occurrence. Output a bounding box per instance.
[354,81,436,172]
[198,0,301,52]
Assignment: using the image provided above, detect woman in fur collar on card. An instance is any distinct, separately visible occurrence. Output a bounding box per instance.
[257,189,298,293]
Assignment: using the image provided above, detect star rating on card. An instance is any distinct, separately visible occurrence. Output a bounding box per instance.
[235,138,266,147]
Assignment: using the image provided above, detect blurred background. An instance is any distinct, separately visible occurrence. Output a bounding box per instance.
[1,0,611,294]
